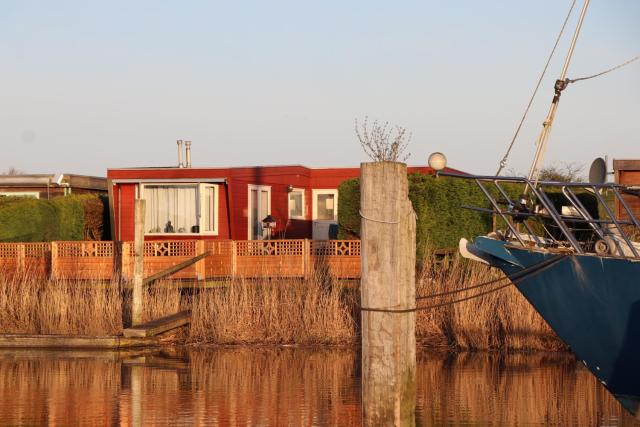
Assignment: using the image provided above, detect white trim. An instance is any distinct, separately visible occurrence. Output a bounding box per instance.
[247,185,271,240]
[112,178,226,184]
[0,191,40,198]
[312,189,338,221]
[288,188,305,220]
[199,183,219,235]
[139,182,220,236]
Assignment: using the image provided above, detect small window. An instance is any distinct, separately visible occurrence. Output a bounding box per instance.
[288,189,305,220]
[312,189,338,221]
[200,184,219,234]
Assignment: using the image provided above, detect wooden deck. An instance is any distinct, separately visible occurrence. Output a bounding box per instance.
[0,239,361,281]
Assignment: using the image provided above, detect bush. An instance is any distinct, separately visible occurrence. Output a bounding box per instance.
[338,174,498,260]
[0,194,109,242]
[338,173,600,260]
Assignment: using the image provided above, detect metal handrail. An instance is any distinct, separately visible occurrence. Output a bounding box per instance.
[439,171,640,259]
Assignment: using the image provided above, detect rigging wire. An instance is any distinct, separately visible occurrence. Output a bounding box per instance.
[566,55,640,84]
[496,0,578,176]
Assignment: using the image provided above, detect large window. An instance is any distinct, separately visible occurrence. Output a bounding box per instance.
[141,183,218,235]
[288,188,305,219]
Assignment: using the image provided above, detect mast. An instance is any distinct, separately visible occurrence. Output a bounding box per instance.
[527,0,590,187]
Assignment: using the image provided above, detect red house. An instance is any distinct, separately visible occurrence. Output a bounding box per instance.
[107,162,445,241]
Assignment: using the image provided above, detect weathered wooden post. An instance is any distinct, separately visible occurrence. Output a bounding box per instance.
[360,161,416,426]
[132,199,145,326]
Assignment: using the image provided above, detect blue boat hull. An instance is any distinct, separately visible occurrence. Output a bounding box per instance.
[469,237,640,415]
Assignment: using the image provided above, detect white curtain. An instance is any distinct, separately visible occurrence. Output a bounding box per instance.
[144,185,198,233]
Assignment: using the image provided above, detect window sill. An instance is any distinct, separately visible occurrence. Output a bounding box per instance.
[145,232,219,237]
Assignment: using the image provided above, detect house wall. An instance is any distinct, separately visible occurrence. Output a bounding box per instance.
[107,165,443,241]
[614,160,640,220]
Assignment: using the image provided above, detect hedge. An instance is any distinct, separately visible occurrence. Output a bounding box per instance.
[0,194,110,242]
[337,173,598,261]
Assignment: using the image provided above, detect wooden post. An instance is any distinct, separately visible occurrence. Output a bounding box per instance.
[360,162,416,426]
[106,178,116,241]
[50,242,58,280]
[303,239,311,280]
[17,244,26,276]
[231,240,237,279]
[121,242,131,282]
[196,240,206,281]
[132,200,145,326]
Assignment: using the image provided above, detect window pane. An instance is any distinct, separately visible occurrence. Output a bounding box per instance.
[203,186,215,232]
[143,185,198,233]
[316,194,335,220]
[289,191,303,218]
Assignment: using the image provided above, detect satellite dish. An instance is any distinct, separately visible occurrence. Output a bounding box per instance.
[588,157,607,184]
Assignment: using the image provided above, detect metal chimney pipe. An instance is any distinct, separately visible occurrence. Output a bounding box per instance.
[177,140,184,168]
[185,140,192,168]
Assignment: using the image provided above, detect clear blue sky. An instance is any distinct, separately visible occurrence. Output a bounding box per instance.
[1,0,638,177]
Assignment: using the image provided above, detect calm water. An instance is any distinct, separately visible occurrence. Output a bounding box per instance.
[0,347,637,426]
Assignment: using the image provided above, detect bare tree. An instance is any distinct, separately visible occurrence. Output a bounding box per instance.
[1,167,24,176]
[355,116,411,162]
[538,162,584,182]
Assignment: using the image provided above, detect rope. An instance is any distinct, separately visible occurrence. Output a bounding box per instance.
[496,0,577,176]
[361,254,567,313]
[359,210,399,224]
[566,55,640,84]
[416,274,507,300]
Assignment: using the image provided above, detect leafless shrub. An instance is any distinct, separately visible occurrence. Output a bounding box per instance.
[0,167,24,176]
[355,116,411,162]
[538,162,584,182]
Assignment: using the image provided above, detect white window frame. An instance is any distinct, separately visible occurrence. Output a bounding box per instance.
[199,183,219,235]
[247,184,271,240]
[288,188,305,220]
[0,191,40,198]
[312,189,338,221]
[139,182,219,236]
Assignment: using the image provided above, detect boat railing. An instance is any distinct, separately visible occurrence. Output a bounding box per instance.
[439,171,640,259]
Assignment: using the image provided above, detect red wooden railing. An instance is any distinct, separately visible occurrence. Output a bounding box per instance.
[0,240,361,281]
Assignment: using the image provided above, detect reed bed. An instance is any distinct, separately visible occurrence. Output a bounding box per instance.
[189,273,358,345]
[0,270,185,335]
[416,251,565,351]
[0,272,123,335]
[0,252,564,351]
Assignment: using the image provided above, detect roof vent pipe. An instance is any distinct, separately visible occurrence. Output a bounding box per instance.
[177,140,184,168]
[185,140,192,168]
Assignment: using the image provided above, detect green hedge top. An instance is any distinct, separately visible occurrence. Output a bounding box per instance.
[337,173,598,261]
[0,194,109,242]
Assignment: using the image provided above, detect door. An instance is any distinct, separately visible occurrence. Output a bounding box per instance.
[312,189,338,240]
[248,185,271,240]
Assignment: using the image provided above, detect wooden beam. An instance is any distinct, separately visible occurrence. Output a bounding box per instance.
[143,252,210,286]
[0,334,159,349]
[123,310,191,338]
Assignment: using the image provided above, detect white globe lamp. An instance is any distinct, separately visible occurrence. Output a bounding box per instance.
[428,152,447,172]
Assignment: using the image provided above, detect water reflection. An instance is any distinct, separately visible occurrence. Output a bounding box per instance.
[0,348,636,426]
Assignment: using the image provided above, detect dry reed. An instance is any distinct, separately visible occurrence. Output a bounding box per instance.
[0,252,565,351]
[0,271,122,335]
[416,250,565,351]
[189,272,357,345]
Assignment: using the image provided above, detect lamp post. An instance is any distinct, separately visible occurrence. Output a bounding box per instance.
[262,215,277,240]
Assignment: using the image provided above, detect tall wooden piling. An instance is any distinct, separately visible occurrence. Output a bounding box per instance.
[132,199,145,326]
[360,161,416,426]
